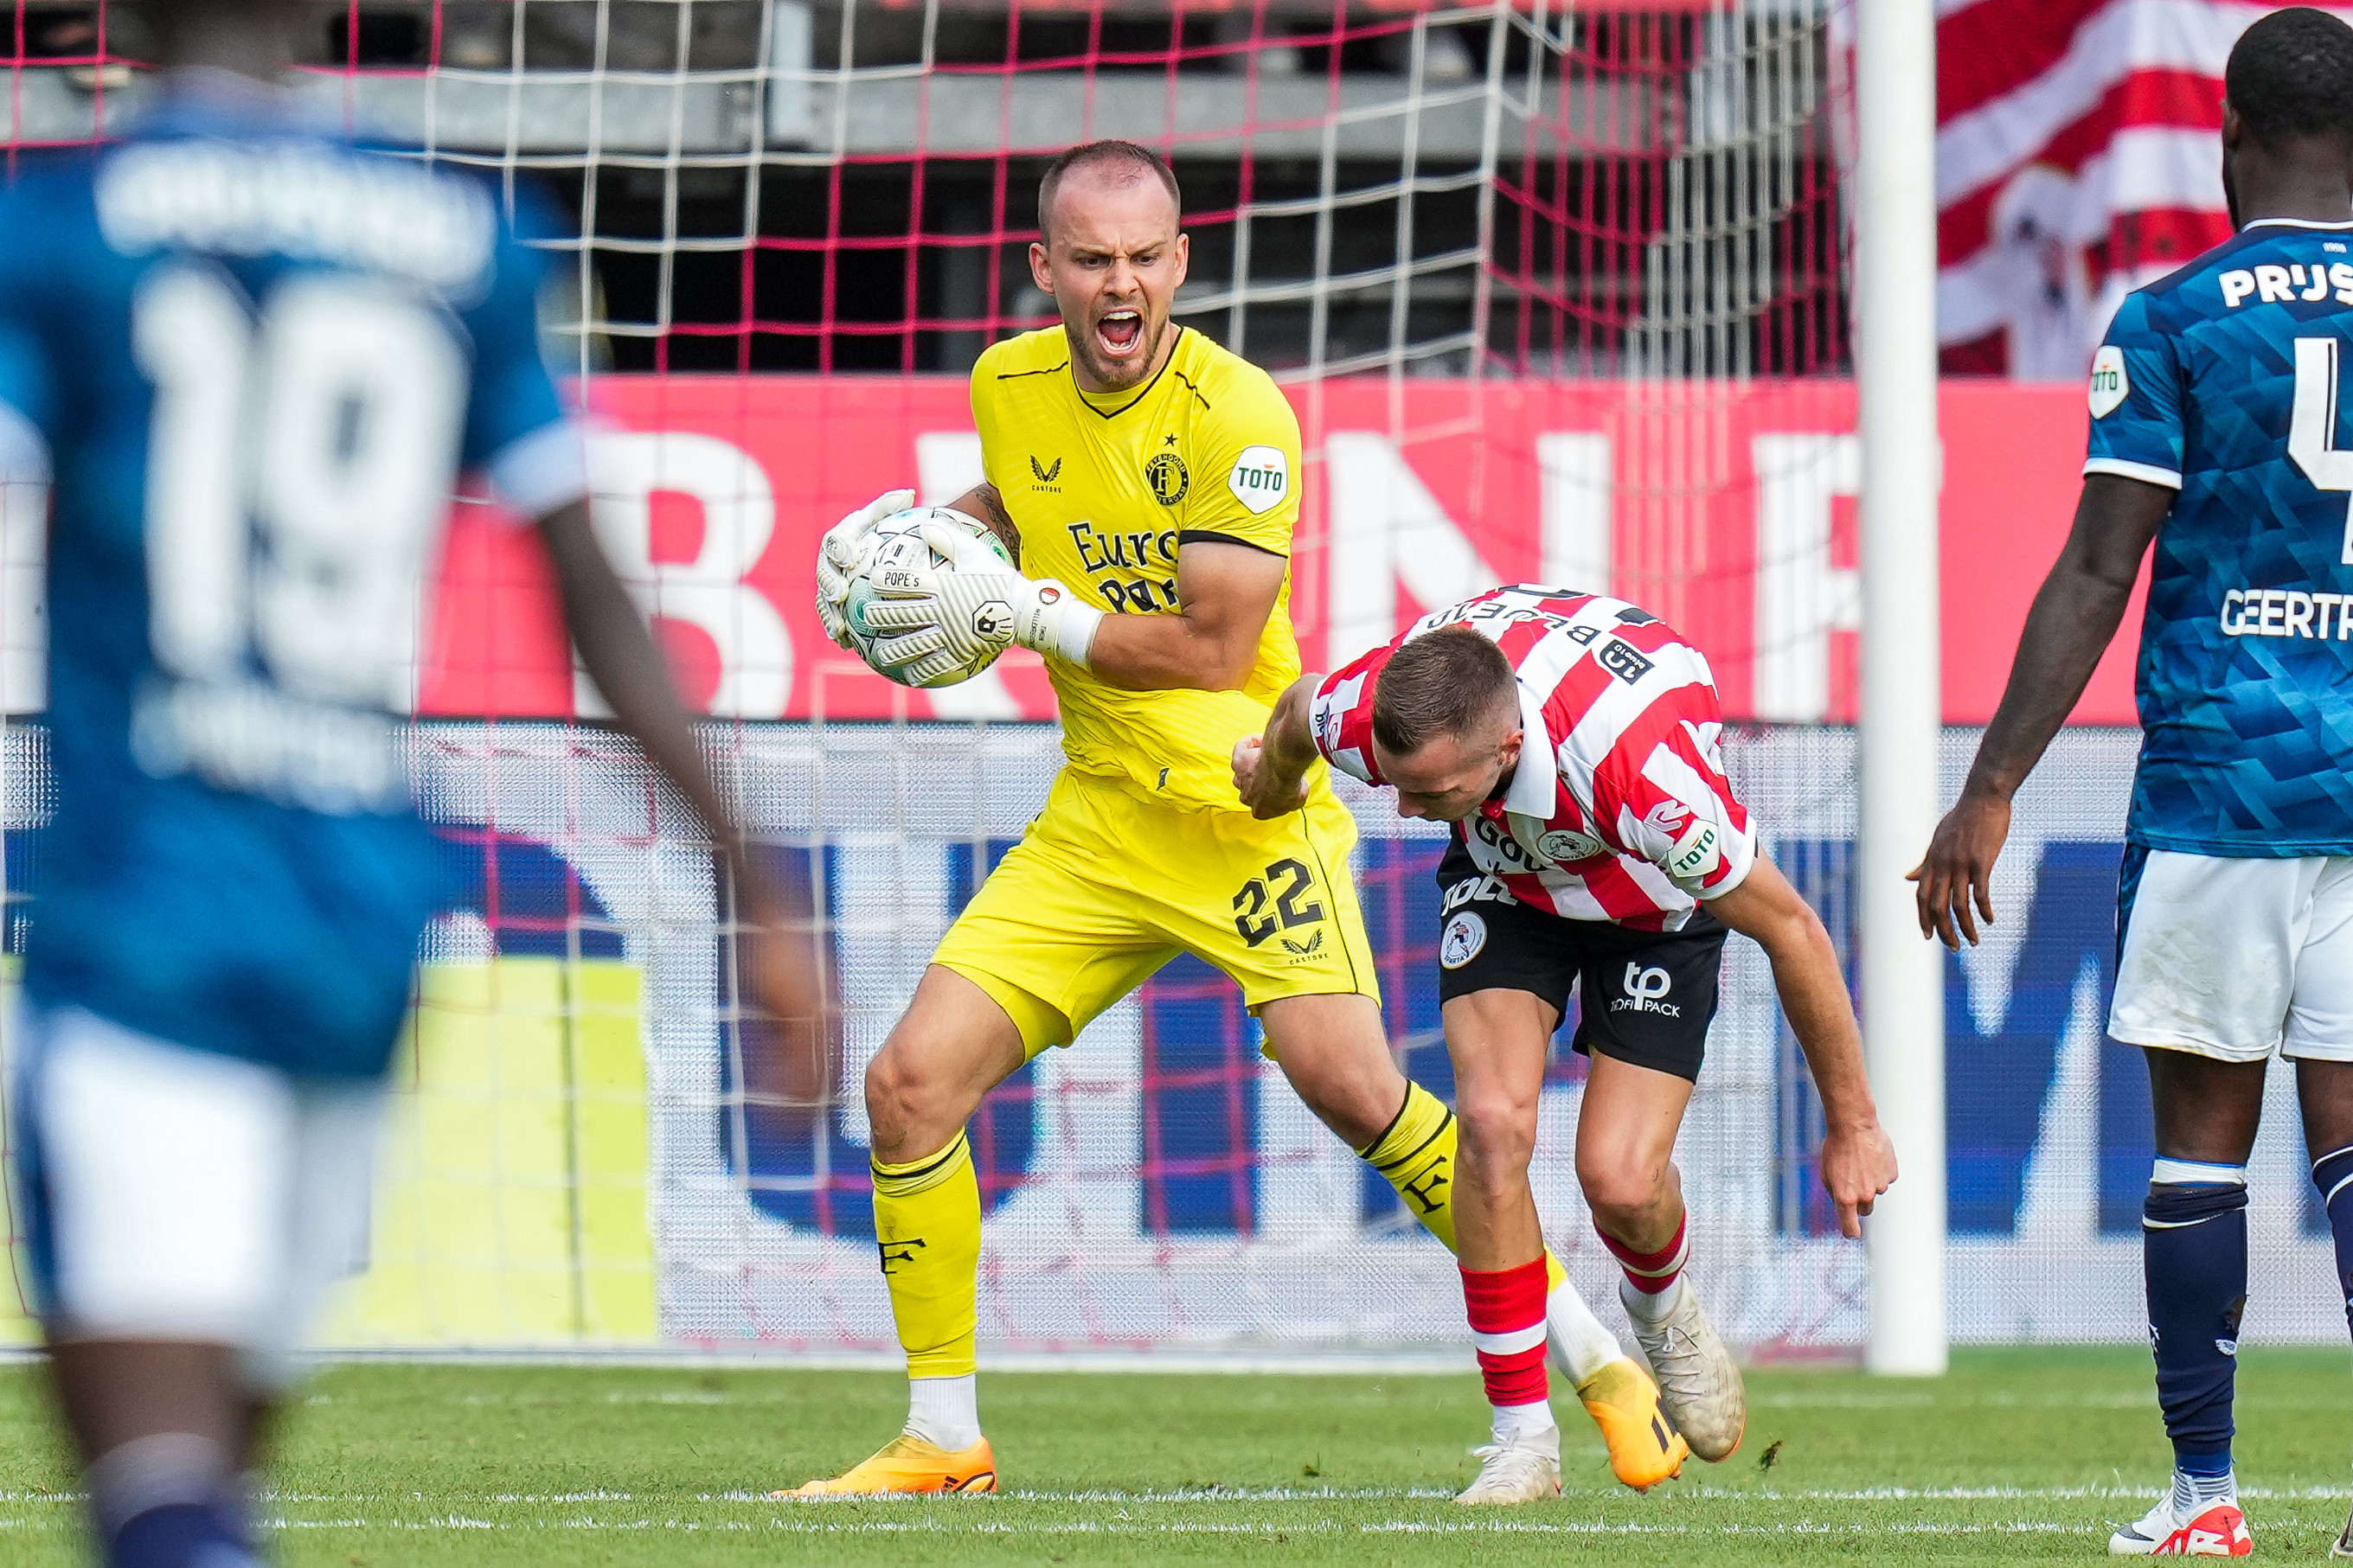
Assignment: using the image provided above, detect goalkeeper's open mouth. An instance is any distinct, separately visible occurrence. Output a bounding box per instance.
[1095,307,1145,358]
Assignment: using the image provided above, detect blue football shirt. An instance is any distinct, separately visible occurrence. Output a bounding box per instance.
[0,78,588,1077]
[2086,218,2353,858]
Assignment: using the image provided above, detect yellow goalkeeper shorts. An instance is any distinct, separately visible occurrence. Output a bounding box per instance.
[933,768,1381,1054]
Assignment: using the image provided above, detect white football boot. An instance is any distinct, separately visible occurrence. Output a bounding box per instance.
[2332,1494,2353,1558]
[2107,1478,2250,1557]
[1621,1279,1745,1462]
[1454,1431,1562,1505]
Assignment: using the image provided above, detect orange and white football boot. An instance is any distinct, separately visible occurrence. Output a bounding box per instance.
[2108,1488,2252,1556]
[773,1433,998,1498]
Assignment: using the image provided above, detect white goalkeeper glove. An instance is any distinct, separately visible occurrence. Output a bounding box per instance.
[862,518,1104,685]
[813,488,914,650]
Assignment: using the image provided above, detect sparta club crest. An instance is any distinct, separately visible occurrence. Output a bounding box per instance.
[1439,911,1488,970]
[1145,451,1190,506]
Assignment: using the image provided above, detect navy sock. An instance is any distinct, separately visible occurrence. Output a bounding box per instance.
[106,1501,254,1568]
[86,1432,256,1568]
[2311,1144,2353,1337]
[2144,1161,2248,1478]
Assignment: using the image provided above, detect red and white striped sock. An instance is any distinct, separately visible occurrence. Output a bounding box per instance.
[1602,1213,1689,1318]
[1462,1258,1551,1421]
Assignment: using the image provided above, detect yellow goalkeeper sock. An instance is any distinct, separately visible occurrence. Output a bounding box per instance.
[871,1130,982,1379]
[1359,1081,1571,1292]
[1359,1081,1461,1252]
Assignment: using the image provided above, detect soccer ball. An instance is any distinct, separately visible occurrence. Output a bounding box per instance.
[840,505,1016,688]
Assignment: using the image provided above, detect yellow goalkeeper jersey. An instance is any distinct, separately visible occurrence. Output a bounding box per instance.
[971,325,1306,810]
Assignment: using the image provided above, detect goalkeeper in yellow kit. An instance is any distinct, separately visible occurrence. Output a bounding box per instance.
[788,141,1682,1501]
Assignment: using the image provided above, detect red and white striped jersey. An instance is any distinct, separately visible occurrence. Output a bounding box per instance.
[1309,586,1754,931]
[1930,0,2332,376]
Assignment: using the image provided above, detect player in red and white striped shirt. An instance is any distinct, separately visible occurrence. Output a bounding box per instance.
[1237,586,1897,1503]
[1311,586,1755,927]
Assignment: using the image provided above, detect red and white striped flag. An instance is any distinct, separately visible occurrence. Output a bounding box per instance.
[1936,0,2350,377]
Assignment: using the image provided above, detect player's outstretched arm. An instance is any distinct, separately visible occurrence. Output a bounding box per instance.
[1910,474,2170,950]
[1231,674,1320,818]
[1709,855,1896,1239]
[540,500,838,1105]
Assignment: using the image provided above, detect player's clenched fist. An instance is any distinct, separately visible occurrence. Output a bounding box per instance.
[1230,676,1320,819]
[1230,734,1307,820]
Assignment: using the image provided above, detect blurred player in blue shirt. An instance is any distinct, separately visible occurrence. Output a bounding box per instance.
[0,4,831,1565]
[1917,9,2353,1558]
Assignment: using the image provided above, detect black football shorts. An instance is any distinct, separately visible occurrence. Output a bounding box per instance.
[1432,840,1728,1081]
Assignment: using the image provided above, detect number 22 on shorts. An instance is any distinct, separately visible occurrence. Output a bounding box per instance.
[1232,858,1325,948]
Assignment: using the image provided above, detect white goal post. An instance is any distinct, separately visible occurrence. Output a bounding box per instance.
[1854,0,1948,1376]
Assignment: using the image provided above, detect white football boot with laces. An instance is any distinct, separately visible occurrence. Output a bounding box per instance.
[1621,1279,1746,1462]
[1454,1431,1562,1505]
[2107,1479,2250,1557]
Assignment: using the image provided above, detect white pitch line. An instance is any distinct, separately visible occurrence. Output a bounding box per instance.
[0,1514,2132,1539]
[87,1517,2145,1537]
[727,1482,2353,1505]
[283,1347,1478,1375]
[8,1482,2350,1507]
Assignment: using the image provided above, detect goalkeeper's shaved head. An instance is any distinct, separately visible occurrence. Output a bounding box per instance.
[1038,142,1182,245]
[1029,140,1189,396]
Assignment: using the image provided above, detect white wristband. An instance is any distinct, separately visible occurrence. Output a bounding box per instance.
[1018,581,1104,668]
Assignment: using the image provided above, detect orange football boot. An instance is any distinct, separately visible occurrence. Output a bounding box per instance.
[772,1438,992,1494]
[1574,1357,1689,1492]
[773,1433,998,1498]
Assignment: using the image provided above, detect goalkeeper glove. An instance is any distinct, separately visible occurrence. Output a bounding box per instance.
[812,488,914,649]
[862,519,1104,685]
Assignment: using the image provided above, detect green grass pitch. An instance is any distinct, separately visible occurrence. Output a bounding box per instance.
[3,1348,2351,1563]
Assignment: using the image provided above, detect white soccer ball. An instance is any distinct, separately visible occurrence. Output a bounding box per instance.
[840,505,1016,688]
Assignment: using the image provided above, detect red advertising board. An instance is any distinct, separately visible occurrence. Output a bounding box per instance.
[419,377,2139,725]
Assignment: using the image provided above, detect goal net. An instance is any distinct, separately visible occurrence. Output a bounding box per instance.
[3,1,2341,1357]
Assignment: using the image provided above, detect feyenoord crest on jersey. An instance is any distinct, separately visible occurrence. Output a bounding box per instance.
[1145,450,1189,505]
